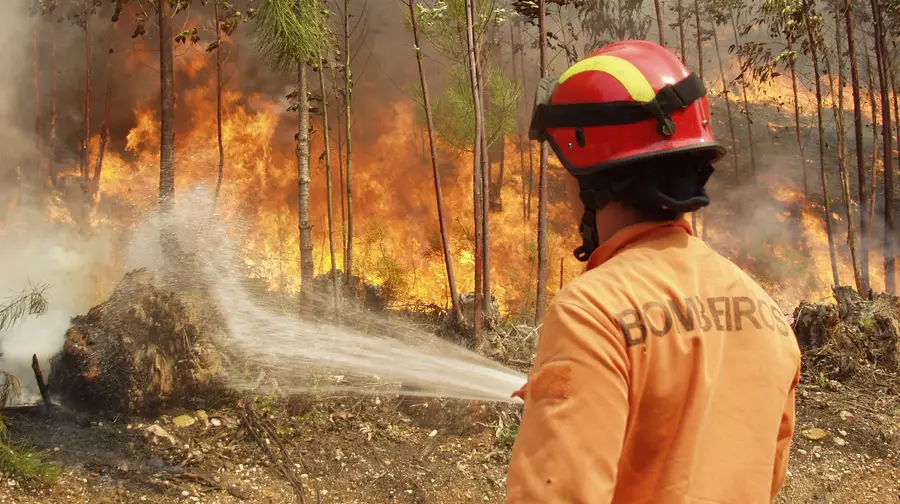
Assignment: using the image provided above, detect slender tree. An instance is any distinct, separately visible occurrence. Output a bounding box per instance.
[318,57,340,317]
[871,0,894,293]
[92,22,115,197]
[677,0,686,61]
[254,0,334,290]
[694,0,703,78]
[408,0,463,323]
[50,11,58,187]
[729,7,756,176]
[297,64,314,285]
[33,11,42,187]
[464,0,485,342]
[83,0,91,188]
[213,0,225,204]
[472,0,491,323]
[801,0,839,285]
[654,0,665,45]
[828,0,863,292]
[863,39,879,222]
[711,20,740,210]
[535,0,550,324]
[845,0,870,293]
[788,40,808,199]
[343,0,355,285]
[159,0,176,251]
[694,0,705,239]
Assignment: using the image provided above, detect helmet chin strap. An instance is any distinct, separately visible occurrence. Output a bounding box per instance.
[573,208,599,262]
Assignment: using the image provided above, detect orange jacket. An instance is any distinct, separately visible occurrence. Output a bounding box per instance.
[506,219,801,504]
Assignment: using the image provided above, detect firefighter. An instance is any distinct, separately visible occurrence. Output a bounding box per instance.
[506,40,802,504]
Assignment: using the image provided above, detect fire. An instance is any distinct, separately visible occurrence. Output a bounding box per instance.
[10,31,897,318]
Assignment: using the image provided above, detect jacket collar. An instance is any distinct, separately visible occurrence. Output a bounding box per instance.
[586,217,694,270]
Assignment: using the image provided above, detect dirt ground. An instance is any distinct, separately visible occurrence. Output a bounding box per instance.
[0,363,897,504]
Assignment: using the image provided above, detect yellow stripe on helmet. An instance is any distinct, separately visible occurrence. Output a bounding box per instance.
[557,55,656,103]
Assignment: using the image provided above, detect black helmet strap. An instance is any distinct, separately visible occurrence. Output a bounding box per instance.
[529,73,707,141]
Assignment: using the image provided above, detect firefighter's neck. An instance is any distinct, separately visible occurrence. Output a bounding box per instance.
[594,203,643,244]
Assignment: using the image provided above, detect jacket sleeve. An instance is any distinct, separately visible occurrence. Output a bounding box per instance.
[770,363,800,501]
[506,300,630,504]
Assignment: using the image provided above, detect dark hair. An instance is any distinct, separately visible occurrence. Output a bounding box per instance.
[578,152,714,222]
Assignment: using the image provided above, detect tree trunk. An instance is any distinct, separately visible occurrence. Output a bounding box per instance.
[653,0,665,45]
[33,17,42,187]
[512,21,527,224]
[83,0,91,185]
[831,1,863,293]
[50,17,58,187]
[871,0,894,293]
[535,0,550,324]
[694,0,703,78]
[518,20,533,221]
[464,0,484,342]
[93,26,114,197]
[694,0,705,239]
[493,136,505,211]
[802,3,840,286]
[159,0,175,215]
[297,64,314,287]
[845,0,870,293]
[730,10,756,177]
[864,40,878,223]
[712,22,741,212]
[318,58,340,318]
[213,0,225,205]
[788,39,808,199]
[409,0,462,323]
[677,0,686,61]
[472,0,491,322]
[344,0,354,285]
[334,80,347,264]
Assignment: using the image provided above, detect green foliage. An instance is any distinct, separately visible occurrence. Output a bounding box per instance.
[253,0,335,72]
[0,422,60,487]
[577,0,650,50]
[430,67,521,153]
[0,284,49,333]
[498,423,518,448]
[415,0,515,62]
[0,286,57,487]
[0,371,21,411]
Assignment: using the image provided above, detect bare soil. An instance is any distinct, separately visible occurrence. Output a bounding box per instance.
[0,366,897,504]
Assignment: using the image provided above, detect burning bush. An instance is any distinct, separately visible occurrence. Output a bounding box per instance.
[793,286,900,379]
[48,269,233,416]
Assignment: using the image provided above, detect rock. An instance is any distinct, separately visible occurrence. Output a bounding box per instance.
[801,427,828,440]
[172,415,197,428]
[145,424,177,446]
[210,418,223,427]
[840,410,856,421]
[833,436,847,446]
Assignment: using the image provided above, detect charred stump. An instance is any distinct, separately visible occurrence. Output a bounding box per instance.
[48,269,232,417]
[792,286,900,379]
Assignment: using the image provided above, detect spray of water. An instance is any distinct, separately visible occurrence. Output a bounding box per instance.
[124,188,528,404]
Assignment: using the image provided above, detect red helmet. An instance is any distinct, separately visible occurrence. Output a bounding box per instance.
[529,40,725,175]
